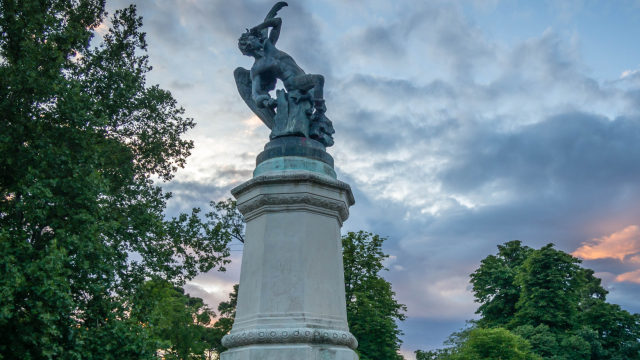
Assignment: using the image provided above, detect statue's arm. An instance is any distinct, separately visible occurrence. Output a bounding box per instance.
[251,18,283,45]
[251,74,272,108]
[251,74,263,103]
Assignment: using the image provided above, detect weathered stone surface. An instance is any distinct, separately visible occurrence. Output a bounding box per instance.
[254,157,337,179]
[231,170,355,207]
[222,344,359,360]
[222,327,358,349]
[264,136,326,151]
[221,169,358,360]
[257,137,333,167]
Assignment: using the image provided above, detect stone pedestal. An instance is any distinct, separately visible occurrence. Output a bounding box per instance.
[220,142,358,360]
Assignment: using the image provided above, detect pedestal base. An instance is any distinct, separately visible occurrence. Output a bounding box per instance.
[221,170,358,360]
[221,344,358,360]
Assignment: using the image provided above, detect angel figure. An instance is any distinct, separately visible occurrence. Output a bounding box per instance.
[233,2,335,147]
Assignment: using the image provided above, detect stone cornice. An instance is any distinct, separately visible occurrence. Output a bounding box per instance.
[222,327,358,350]
[231,170,355,206]
[237,193,350,223]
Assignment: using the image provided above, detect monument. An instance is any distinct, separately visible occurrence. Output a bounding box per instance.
[220,2,359,359]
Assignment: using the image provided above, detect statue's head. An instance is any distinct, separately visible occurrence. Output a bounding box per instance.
[238,29,266,56]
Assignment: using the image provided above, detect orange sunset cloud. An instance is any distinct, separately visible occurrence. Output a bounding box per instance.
[616,269,640,284]
[572,225,640,261]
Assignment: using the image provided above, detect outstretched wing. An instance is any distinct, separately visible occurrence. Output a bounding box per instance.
[234,67,275,130]
[261,2,288,39]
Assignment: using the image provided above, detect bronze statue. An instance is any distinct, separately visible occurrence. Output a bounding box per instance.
[234,2,335,147]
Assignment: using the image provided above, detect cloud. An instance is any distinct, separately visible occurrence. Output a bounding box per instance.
[621,69,639,79]
[573,226,640,261]
[169,80,195,90]
[184,250,244,310]
[159,165,253,218]
[327,2,640,330]
[573,226,640,286]
[616,269,640,284]
[98,0,640,352]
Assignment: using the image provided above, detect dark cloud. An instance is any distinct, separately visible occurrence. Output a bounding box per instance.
[439,113,640,194]
[159,165,251,217]
[169,80,195,90]
[343,25,407,63]
[274,2,332,77]
[98,0,640,356]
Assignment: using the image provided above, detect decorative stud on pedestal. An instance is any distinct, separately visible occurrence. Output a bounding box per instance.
[220,3,359,359]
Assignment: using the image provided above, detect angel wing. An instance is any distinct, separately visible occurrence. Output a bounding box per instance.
[234,67,275,130]
[261,2,288,40]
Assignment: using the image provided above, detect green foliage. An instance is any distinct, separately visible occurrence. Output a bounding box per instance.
[132,279,240,359]
[511,244,584,331]
[415,349,452,360]
[511,325,592,359]
[416,325,540,360]
[0,1,231,358]
[203,284,238,357]
[455,327,541,360]
[415,322,477,360]
[342,231,407,360]
[210,200,245,243]
[470,241,533,328]
[137,280,215,359]
[217,284,238,319]
[578,299,640,357]
[427,241,640,360]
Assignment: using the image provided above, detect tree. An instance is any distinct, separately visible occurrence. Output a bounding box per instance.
[210,200,245,243]
[455,328,540,360]
[342,231,407,360]
[470,240,533,328]
[415,324,540,360]
[0,1,231,358]
[137,280,239,360]
[511,244,584,331]
[137,280,216,359]
[202,284,238,359]
[426,241,640,359]
[415,322,477,360]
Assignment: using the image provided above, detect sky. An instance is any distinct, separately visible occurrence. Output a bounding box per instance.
[99,0,640,358]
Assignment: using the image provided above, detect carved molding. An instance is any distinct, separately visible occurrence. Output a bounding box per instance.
[222,327,358,350]
[237,193,349,222]
[231,170,355,206]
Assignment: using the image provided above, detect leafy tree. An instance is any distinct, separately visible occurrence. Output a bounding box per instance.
[137,280,216,359]
[416,324,540,360]
[343,231,407,360]
[0,1,231,358]
[455,327,540,360]
[210,200,245,243]
[202,284,238,358]
[140,280,239,360]
[578,299,640,357]
[470,240,533,328]
[215,283,238,331]
[415,322,477,360]
[134,279,242,360]
[426,241,640,360]
[511,244,584,331]
[511,324,592,360]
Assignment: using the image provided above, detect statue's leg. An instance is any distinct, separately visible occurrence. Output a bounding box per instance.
[285,74,324,101]
[309,74,324,101]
